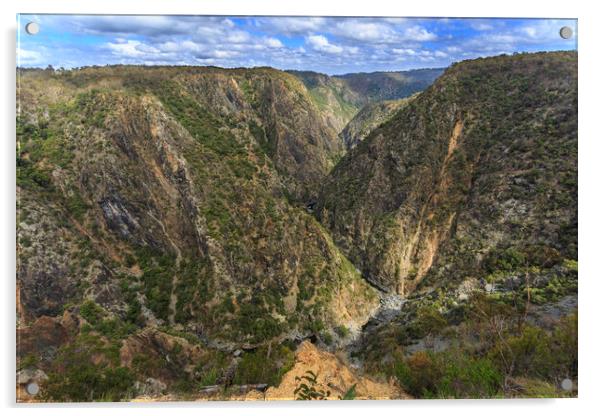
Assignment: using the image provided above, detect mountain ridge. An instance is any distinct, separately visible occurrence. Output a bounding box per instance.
[317,50,577,296]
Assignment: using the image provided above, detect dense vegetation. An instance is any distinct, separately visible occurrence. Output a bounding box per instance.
[358,291,577,398]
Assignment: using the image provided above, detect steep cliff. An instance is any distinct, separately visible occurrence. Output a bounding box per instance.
[317,51,577,295]
[16,66,379,382]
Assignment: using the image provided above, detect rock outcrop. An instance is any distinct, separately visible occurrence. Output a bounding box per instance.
[265,341,409,400]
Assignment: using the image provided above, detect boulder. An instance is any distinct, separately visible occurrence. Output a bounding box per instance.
[16,368,48,385]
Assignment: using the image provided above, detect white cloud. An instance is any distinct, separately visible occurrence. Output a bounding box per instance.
[471,22,495,31]
[383,18,408,24]
[461,19,576,56]
[329,19,436,44]
[306,35,344,54]
[517,20,574,42]
[69,15,200,37]
[19,16,577,74]
[213,50,238,59]
[265,37,284,48]
[106,40,158,58]
[392,48,447,62]
[403,26,437,41]
[259,17,326,35]
[393,48,417,56]
[17,48,43,65]
[333,20,396,42]
[225,31,251,43]
[157,41,181,53]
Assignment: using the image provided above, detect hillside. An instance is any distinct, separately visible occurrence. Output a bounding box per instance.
[288,68,443,135]
[334,68,444,103]
[317,51,577,296]
[16,65,380,401]
[287,70,363,133]
[317,51,577,399]
[340,96,416,150]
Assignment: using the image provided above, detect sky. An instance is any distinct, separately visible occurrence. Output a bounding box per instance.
[17,15,577,74]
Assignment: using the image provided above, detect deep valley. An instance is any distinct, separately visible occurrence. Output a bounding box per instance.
[16,51,577,401]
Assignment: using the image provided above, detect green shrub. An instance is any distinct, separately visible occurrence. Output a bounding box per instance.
[394,349,502,398]
[415,304,447,337]
[436,353,502,398]
[135,247,176,322]
[485,313,577,384]
[94,318,137,341]
[198,368,219,387]
[294,370,331,400]
[79,300,136,340]
[79,300,105,325]
[339,384,357,400]
[550,312,578,378]
[125,298,142,326]
[43,363,135,402]
[18,354,38,370]
[230,298,284,343]
[562,259,578,272]
[334,325,350,338]
[512,378,560,398]
[320,331,334,345]
[233,344,294,387]
[65,193,89,221]
[42,336,135,402]
[484,247,526,272]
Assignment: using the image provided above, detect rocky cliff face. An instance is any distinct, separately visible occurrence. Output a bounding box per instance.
[317,51,577,295]
[16,66,379,364]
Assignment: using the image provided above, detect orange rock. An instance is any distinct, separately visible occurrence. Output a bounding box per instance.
[265,341,410,400]
[17,315,71,365]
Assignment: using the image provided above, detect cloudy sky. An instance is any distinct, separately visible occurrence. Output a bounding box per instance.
[17,15,577,74]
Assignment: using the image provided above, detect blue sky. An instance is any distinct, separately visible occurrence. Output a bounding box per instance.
[17,15,577,74]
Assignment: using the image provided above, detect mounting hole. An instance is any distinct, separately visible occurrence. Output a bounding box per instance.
[561,378,573,391]
[25,22,40,35]
[559,26,573,40]
[26,382,40,396]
